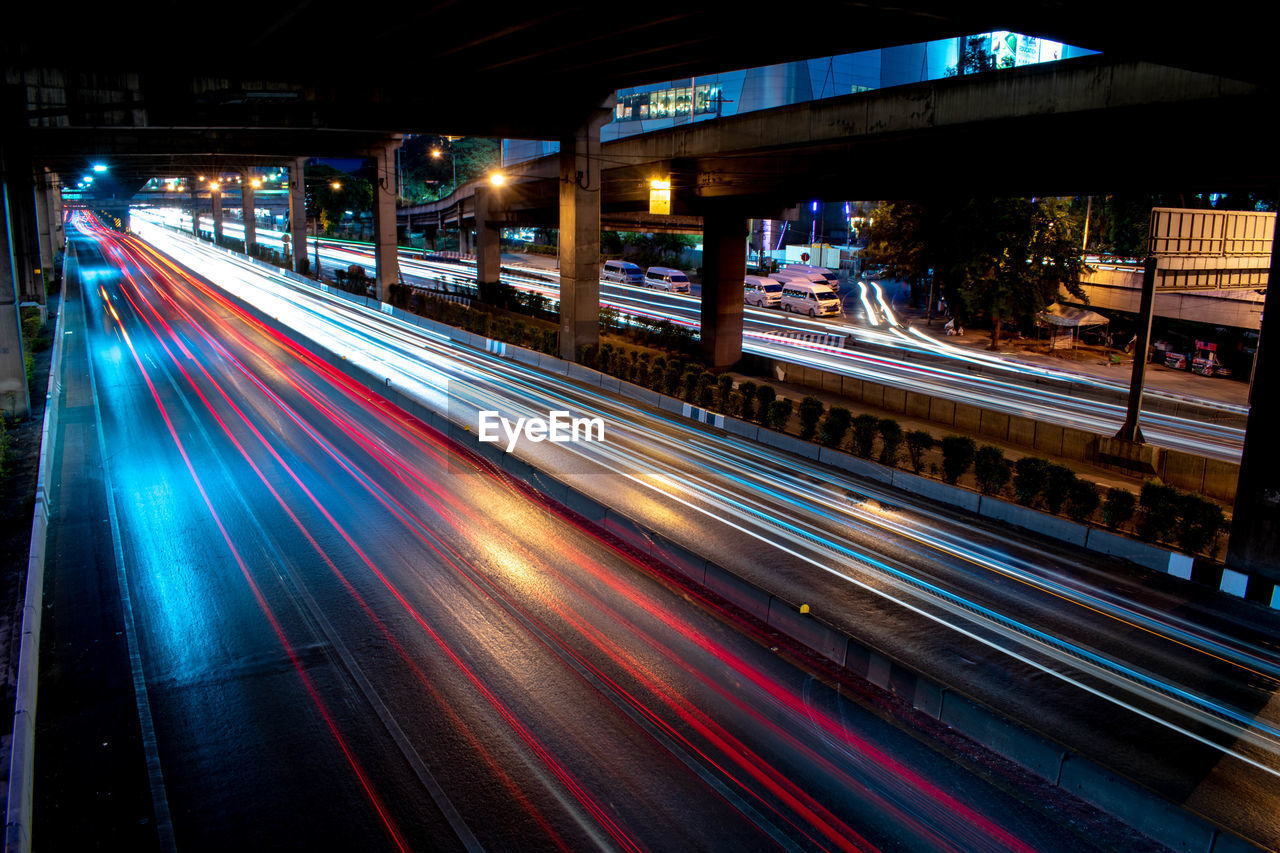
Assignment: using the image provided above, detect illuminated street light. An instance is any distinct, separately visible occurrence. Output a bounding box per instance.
[91,163,108,173]
[250,178,262,188]
[489,172,506,187]
[331,181,342,190]
[210,181,220,190]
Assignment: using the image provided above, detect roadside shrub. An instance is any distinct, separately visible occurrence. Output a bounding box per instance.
[819,406,852,447]
[1174,493,1225,555]
[973,445,1011,495]
[1064,479,1101,522]
[905,430,934,474]
[1043,464,1077,515]
[1101,487,1137,529]
[940,435,977,484]
[662,363,682,396]
[1012,457,1050,507]
[715,374,734,411]
[738,381,758,421]
[726,391,745,419]
[695,372,717,408]
[851,414,879,459]
[1137,481,1180,543]
[754,385,777,423]
[798,396,825,441]
[680,370,699,402]
[878,419,903,467]
[648,356,667,389]
[765,398,794,432]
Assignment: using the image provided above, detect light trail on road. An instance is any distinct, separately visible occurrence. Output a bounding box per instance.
[108,213,1280,847]
[39,211,1179,851]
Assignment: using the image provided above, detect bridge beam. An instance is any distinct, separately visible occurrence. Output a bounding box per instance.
[1227,220,1280,583]
[699,207,747,368]
[558,100,613,361]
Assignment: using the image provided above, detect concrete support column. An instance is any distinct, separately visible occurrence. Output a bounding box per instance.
[289,158,307,275]
[558,100,613,361]
[240,172,257,255]
[34,171,55,286]
[1,148,32,417]
[458,220,473,256]
[699,208,748,368]
[475,185,503,298]
[7,162,41,305]
[1226,212,1280,582]
[211,183,224,246]
[369,140,401,302]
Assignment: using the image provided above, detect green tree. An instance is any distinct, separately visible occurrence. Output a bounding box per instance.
[819,406,852,447]
[306,163,373,234]
[867,196,1088,350]
[940,436,977,484]
[798,396,825,441]
[1043,464,1077,515]
[1101,487,1137,529]
[765,398,794,432]
[973,445,1011,495]
[1013,457,1050,507]
[754,385,777,424]
[878,419,904,467]
[1064,479,1101,522]
[738,381,758,421]
[905,430,934,474]
[850,414,879,458]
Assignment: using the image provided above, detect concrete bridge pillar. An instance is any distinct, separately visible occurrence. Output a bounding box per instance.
[1227,219,1280,583]
[558,98,614,361]
[458,219,473,256]
[288,158,308,275]
[34,170,57,289]
[699,207,747,368]
[474,184,503,299]
[1,145,32,418]
[240,171,257,255]
[211,182,224,245]
[369,139,401,302]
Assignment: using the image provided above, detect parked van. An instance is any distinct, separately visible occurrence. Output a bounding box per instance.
[602,260,643,284]
[777,264,841,293]
[743,274,783,308]
[644,266,691,293]
[780,281,842,317]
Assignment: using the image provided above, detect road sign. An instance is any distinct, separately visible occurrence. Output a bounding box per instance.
[1149,208,1273,290]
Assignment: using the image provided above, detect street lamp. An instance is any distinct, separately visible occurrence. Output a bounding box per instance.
[431,142,458,197]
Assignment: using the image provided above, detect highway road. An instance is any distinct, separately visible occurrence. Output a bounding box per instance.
[34,214,1205,852]
[141,210,1246,462]
[36,213,1280,849]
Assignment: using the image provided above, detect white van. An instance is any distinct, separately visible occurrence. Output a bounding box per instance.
[777,264,841,293]
[602,260,642,284]
[743,274,783,308]
[780,281,842,317]
[644,266,691,293]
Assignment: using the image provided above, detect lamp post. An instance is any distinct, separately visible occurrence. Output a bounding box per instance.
[431,139,458,197]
